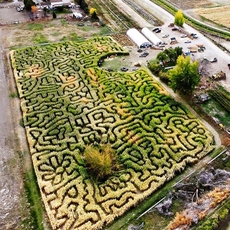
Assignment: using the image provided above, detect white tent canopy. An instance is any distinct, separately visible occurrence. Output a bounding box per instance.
[141,27,162,46]
[126,28,152,48]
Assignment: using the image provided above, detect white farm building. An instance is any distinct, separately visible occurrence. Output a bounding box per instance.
[141,27,162,46]
[126,28,152,48]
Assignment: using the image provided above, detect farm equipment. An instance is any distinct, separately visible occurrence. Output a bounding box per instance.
[188,46,198,53]
[210,71,226,80]
[196,44,205,52]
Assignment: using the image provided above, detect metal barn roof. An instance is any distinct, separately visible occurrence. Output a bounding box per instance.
[126,28,152,48]
[141,27,162,46]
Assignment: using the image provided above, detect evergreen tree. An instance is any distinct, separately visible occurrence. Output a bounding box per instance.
[79,0,89,13]
[52,11,57,19]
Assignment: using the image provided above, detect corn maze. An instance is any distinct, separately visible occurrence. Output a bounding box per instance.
[10,36,215,230]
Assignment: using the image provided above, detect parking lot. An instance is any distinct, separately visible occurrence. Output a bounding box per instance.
[152,22,230,88]
[0,4,29,24]
[120,23,230,91]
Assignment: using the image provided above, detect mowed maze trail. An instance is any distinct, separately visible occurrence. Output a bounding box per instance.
[10,37,214,230]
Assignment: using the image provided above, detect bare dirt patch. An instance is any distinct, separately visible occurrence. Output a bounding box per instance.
[1,19,109,48]
[0,7,28,24]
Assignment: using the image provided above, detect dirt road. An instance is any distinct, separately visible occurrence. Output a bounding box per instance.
[0,27,26,229]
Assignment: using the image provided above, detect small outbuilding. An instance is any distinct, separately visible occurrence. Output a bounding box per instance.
[126,28,152,48]
[141,27,162,46]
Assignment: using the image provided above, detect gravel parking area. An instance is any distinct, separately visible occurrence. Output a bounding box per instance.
[0,6,29,24]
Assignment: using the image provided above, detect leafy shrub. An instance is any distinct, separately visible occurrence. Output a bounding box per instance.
[83,144,119,181]
[218,208,229,220]
[159,71,170,83]
[148,62,161,75]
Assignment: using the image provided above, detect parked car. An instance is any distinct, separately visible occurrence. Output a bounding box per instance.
[16,5,24,12]
[181,34,187,38]
[184,40,191,43]
[172,27,178,31]
[139,52,149,57]
[210,57,217,63]
[98,59,103,66]
[191,33,198,39]
[152,27,160,32]
[162,34,169,38]
[120,67,129,72]
[155,29,161,33]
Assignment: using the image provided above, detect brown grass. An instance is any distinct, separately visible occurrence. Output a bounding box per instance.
[195,5,230,28]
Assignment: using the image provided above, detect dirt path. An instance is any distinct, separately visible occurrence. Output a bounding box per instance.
[0,27,27,229]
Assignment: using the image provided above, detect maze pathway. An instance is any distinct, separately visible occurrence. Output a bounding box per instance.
[10,36,215,230]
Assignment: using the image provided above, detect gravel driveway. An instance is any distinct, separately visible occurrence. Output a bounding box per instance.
[0,2,32,228]
[0,4,28,24]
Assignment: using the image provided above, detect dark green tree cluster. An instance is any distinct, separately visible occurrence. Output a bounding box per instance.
[91,11,99,21]
[156,46,183,66]
[24,0,35,11]
[148,47,200,94]
[78,0,89,13]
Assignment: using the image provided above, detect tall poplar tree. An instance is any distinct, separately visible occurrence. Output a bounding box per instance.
[174,10,185,27]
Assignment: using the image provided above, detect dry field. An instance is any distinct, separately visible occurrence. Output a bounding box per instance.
[167,0,230,28]
[168,0,229,10]
[168,0,214,9]
[195,5,230,28]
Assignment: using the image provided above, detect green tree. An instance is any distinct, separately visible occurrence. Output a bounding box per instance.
[169,55,200,94]
[165,48,176,62]
[157,52,168,66]
[174,46,183,57]
[148,61,161,75]
[79,0,89,13]
[52,11,57,19]
[24,0,35,11]
[174,10,184,27]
